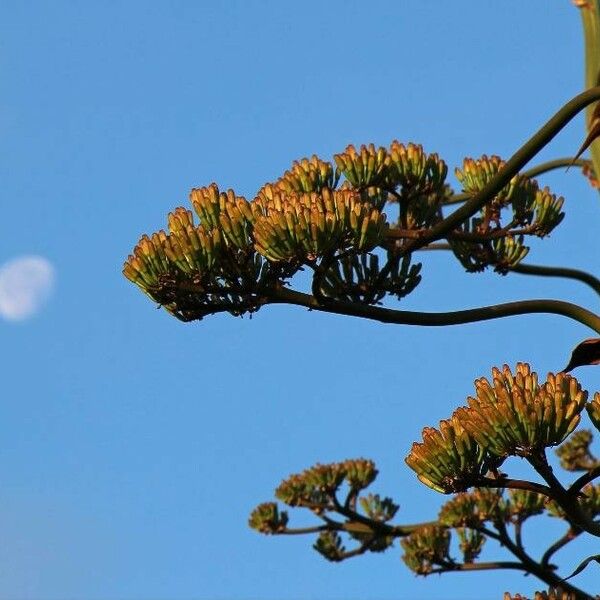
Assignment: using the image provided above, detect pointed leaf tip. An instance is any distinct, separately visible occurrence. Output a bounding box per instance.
[561,553,600,581]
[563,338,600,372]
[569,102,600,169]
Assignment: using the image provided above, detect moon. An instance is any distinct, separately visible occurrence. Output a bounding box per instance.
[0,256,55,321]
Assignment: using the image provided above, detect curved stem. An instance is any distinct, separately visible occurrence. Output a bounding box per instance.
[478,477,557,500]
[540,527,581,568]
[521,157,590,179]
[510,263,600,298]
[568,465,600,496]
[400,86,600,256]
[271,287,600,335]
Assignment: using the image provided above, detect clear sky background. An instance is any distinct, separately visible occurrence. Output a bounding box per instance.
[2,2,600,599]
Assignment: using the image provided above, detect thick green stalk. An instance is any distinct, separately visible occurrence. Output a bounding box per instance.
[577,0,600,187]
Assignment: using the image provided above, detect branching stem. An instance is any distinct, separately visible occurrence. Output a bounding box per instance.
[401,87,600,255]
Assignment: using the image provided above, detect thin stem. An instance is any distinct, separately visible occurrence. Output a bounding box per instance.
[478,477,557,500]
[280,525,331,535]
[514,519,524,551]
[493,520,593,599]
[510,263,600,298]
[528,454,600,537]
[540,527,581,568]
[386,224,537,243]
[330,493,437,537]
[521,157,590,179]
[400,87,600,256]
[568,465,600,496]
[428,561,527,575]
[271,286,600,335]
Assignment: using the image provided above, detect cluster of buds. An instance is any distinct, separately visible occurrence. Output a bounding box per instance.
[504,590,579,600]
[333,142,448,231]
[506,490,546,521]
[400,525,451,575]
[124,144,568,321]
[333,142,447,197]
[247,502,289,534]
[274,459,378,510]
[358,493,399,523]
[404,415,487,494]
[456,527,485,563]
[313,531,346,562]
[249,458,401,563]
[555,429,599,471]
[319,253,422,304]
[582,160,599,189]
[252,185,387,262]
[586,392,600,431]
[438,489,504,528]
[449,229,529,274]
[124,184,284,321]
[275,155,339,194]
[546,483,600,520]
[450,156,564,273]
[455,365,587,459]
[406,364,590,493]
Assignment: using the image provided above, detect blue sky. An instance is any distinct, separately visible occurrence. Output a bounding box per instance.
[1,1,600,599]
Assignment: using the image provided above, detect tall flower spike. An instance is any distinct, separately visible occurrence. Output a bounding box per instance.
[455,364,588,460]
[405,415,487,494]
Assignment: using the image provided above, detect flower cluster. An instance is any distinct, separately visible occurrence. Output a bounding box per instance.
[406,364,589,493]
[124,144,567,321]
[438,489,504,527]
[274,459,377,510]
[123,184,281,321]
[503,590,579,600]
[400,525,451,575]
[555,429,599,471]
[450,155,564,273]
[405,416,486,494]
[252,185,387,262]
[319,253,422,304]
